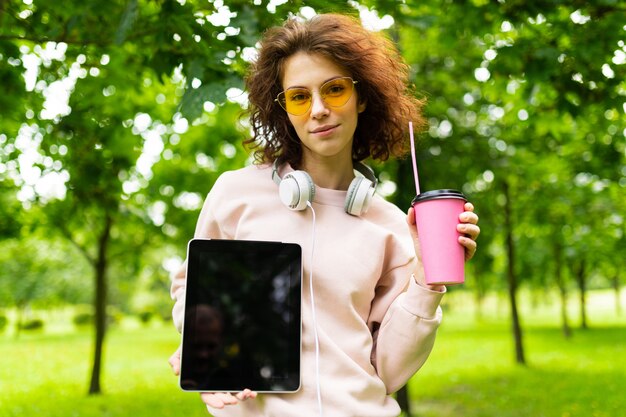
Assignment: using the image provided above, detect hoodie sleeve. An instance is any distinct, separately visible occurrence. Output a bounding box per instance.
[170,175,233,333]
[368,260,445,394]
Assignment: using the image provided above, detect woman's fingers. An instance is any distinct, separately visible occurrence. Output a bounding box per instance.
[459,235,477,260]
[235,389,258,401]
[200,390,257,409]
[168,348,181,376]
[457,223,481,240]
[201,392,237,409]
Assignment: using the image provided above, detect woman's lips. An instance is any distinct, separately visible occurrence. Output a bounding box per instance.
[311,125,338,135]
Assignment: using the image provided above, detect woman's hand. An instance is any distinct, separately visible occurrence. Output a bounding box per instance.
[168,347,257,410]
[200,390,258,409]
[168,346,182,376]
[457,202,480,261]
[406,201,480,290]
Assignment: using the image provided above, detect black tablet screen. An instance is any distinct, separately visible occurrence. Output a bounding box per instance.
[180,239,301,392]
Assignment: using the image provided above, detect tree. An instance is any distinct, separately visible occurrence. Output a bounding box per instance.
[0,232,91,336]
[391,0,626,366]
[0,0,371,396]
[1,0,225,394]
[2,1,624,412]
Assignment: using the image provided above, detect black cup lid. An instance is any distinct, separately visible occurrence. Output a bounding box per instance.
[411,189,466,204]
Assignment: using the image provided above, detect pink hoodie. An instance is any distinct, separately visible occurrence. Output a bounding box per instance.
[171,163,445,417]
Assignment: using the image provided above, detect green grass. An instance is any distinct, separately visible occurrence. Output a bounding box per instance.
[0,321,206,417]
[0,289,624,417]
[408,289,626,417]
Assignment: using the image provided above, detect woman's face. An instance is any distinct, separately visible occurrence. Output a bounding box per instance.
[281,52,366,165]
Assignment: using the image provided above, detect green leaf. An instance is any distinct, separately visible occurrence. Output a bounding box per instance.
[116,0,139,45]
[178,76,243,121]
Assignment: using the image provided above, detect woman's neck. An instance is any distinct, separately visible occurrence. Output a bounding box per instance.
[300,155,354,190]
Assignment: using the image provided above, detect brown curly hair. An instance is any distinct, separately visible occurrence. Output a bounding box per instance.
[244,13,425,168]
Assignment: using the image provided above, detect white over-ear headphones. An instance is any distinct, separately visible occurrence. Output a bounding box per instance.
[271,160,378,216]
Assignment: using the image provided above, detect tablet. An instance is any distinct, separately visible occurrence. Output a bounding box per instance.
[180,238,302,393]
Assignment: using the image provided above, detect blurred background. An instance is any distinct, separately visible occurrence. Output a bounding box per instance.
[0,1,624,416]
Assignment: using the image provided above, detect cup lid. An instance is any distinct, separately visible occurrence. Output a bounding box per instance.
[412,189,466,204]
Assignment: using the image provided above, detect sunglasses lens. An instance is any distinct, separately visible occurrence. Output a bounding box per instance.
[283,88,311,116]
[277,78,356,115]
[321,78,354,107]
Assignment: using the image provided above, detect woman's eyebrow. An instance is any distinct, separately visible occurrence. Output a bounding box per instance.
[284,75,345,90]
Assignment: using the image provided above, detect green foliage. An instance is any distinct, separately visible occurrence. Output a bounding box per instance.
[0,184,22,239]
[0,236,91,309]
[0,0,624,397]
[18,318,44,331]
[0,315,7,332]
[389,0,626,300]
[72,312,93,327]
[71,306,124,328]
[138,310,154,325]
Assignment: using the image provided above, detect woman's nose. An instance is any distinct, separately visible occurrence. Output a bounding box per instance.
[310,92,329,119]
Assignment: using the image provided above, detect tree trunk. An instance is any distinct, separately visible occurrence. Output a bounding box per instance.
[612,273,621,316]
[503,180,525,365]
[574,260,588,329]
[88,214,113,395]
[14,303,24,339]
[554,242,571,338]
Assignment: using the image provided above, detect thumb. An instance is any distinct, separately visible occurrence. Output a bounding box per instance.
[406,207,423,262]
[406,207,418,239]
[168,347,181,376]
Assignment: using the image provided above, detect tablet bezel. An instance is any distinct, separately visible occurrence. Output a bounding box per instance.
[179,238,302,393]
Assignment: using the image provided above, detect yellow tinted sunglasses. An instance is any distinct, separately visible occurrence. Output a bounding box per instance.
[275,77,358,116]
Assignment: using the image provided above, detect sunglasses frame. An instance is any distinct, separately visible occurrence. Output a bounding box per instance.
[275,77,358,116]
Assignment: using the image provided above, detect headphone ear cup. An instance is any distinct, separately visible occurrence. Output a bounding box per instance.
[345,177,374,216]
[279,170,316,211]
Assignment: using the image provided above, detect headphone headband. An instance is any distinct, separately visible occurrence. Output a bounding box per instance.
[271,160,378,188]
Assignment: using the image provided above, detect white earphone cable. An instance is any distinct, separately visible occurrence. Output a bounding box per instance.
[305,201,323,417]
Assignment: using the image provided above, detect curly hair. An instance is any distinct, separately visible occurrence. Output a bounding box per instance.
[244,13,426,168]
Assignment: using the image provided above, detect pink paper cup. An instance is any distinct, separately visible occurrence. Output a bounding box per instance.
[411,189,467,286]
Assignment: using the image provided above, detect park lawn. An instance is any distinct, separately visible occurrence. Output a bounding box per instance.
[0,289,624,417]
[0,322,206,417]
[408,289,626,417]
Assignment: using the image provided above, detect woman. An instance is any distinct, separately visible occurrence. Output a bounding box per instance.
[169,13,480,417]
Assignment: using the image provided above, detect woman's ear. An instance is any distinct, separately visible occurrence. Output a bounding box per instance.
[357,99,367,113]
